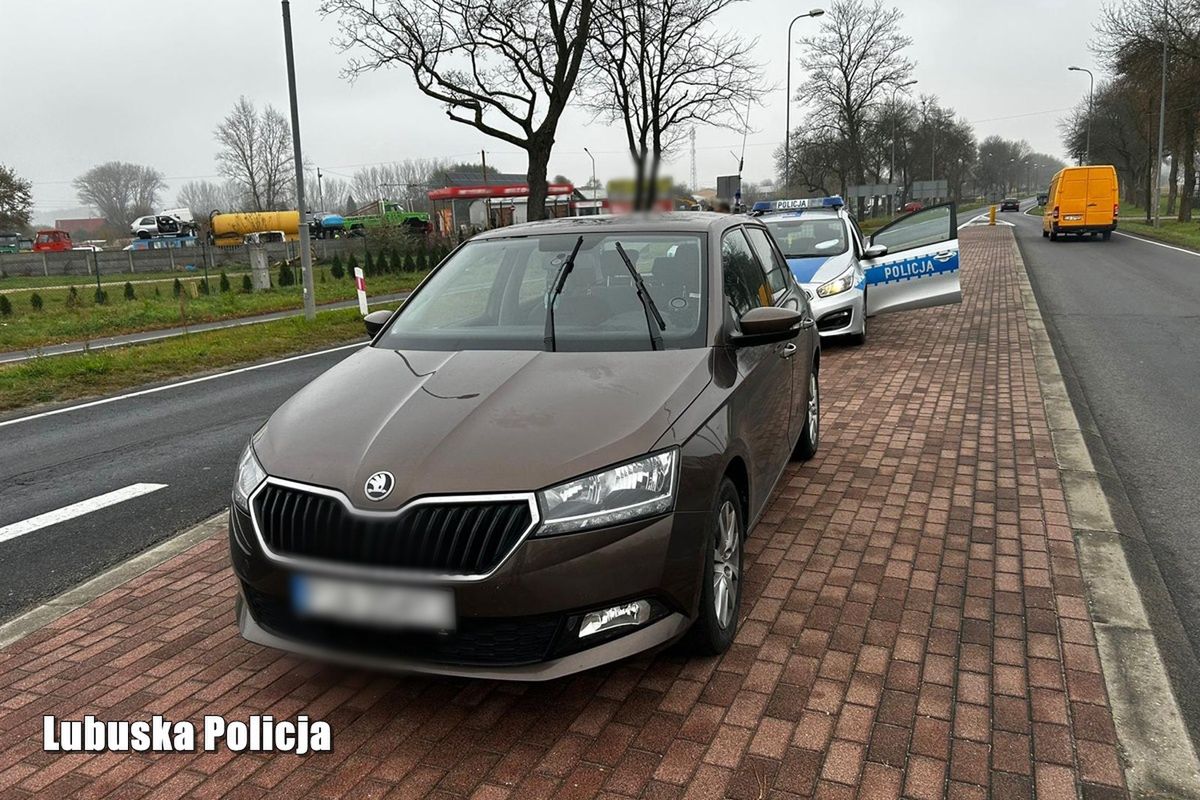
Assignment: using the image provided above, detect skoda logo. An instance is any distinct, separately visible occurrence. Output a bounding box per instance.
[364,471,395,501]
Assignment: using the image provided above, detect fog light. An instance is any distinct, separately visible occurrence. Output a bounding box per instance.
[579,601,650,638]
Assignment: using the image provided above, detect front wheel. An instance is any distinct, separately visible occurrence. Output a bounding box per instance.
[688,478,744,655]
[793,369,820,460]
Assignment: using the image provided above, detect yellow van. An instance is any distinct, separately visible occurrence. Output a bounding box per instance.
[1042,165,1119,241]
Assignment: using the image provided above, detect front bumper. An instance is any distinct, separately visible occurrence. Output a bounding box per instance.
[229,500,709,680]
[803,284,865,337]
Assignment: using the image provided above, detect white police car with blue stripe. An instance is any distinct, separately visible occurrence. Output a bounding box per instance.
[753,197,961,345]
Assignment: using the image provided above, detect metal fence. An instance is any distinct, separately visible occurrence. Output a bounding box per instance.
[0,238,360,280]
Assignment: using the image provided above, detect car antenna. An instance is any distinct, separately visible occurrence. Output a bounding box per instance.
[543,235,585,352]
[613,242,666,351]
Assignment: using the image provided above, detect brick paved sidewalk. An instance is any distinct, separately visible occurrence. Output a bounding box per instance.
[0,226,1129,800]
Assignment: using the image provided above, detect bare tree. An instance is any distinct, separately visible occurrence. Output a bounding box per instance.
[214,97,295,212]
[586,0,763,209]
[176,180,238,218]
[794,0,914,211]
[73,161,166,229]
[349,159,449,213]
[0,164,33,231]
[321,0,593,221]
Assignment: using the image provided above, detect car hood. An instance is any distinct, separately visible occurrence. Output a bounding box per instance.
[787,252,851,286]
[256,346,713,509]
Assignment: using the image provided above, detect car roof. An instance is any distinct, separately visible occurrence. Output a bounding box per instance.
[758,208,842,221]
[471,212,748,240]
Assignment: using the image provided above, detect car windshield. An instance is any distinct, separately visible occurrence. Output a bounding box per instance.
[762,216,848,259]
[375,231,708,352]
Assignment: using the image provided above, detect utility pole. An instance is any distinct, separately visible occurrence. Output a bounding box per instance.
[783,9,825,193]
[281,0,315,321]
[584,146,597,196]
[317,167,325,212]
[688,129,697,193]
[1153,0,1169,227]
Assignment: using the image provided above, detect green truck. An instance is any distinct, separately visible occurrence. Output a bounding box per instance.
[342,200,430,235]
[0,232,34,253]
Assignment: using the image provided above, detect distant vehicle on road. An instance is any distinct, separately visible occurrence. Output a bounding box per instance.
[1036,193,1049,206]
[343,200,430,236]
[311,213,345,239]
[1042,165,1119,241]
[0,232,33,253]
[1000,198,1020,211]
[901,201,924,213]
[130,214,193,239]
[32,229,72,252]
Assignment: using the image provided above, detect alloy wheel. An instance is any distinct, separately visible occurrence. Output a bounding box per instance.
[712,500,740,629]
[807,373,820,448]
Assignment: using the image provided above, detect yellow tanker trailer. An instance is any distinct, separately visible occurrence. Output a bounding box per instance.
[209,210,301,247]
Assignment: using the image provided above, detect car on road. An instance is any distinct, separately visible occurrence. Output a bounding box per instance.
[902,201,924,213]
[230,212,822,679]
[0,232,33,253]
[1043,165,1119,241]
[753,196,964,347]
[1000,198,1020,211]
[1036,193,1049,206]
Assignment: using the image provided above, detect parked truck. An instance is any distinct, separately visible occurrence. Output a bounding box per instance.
[343,200,430,235]
[209,210,301,247]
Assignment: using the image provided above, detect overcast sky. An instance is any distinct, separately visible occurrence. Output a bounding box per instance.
[3,0,1102,220]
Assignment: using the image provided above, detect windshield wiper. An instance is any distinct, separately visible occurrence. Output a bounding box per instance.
[543,235,585,352]
[614,242,667,351]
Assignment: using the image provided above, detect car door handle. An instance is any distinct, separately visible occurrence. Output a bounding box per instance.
[798,314,815,329]
[779,343,797,358]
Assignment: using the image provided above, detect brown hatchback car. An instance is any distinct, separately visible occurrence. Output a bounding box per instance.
[229,213,820,680]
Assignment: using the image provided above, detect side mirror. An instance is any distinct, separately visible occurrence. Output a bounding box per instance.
[364,309,393,338]
[863,243,888,258]
[730,306,805,347]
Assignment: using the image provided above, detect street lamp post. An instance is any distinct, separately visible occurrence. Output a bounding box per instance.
[583,146,597,199]
[1067,66,1094,164]
[281,0,315,321]
[783,9,825,193]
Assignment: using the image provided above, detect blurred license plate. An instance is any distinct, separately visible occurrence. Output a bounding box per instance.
[291,574,454,630]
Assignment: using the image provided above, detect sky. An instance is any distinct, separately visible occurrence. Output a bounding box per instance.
[2,0,1103,222]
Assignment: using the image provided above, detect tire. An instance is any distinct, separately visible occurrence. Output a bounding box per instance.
[688,478,744,655]
[1049,230,1058,241]
[137,231,151,240]
[1042,228,1049,238]
[793,367,820,460]
[1102,230,1112,241]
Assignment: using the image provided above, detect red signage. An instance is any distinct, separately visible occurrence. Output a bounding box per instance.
[427,183,575,201]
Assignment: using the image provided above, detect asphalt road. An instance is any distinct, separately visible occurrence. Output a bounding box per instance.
[1010,203,1200,729]
[0,344,363,622]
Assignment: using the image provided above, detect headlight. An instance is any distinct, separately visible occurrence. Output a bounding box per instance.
[536,450,678,536]
[816,267,856,298]
[232,442,266,511]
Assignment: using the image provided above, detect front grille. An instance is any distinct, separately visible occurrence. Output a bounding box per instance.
[243,586,561,666]
[252,483,533,576]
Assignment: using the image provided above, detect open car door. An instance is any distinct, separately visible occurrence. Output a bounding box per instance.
[863,203,961,315]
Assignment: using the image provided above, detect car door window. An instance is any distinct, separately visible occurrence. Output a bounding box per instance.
[871,204,954,255]
[743,227,791,296]
[721,229,772,319]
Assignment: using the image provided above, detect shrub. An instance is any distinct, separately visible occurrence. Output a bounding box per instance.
[154,285,161,297]
[94,288,108,305]
[172,278,182,298]
[0,295,11,316]
[346,253,359,278]
[364,251,375,277]
[330,259,344,280]
[123,281,135,300]
[404,252,416,272]
[278,263,295,286]
[319,268,326,283]
[242,274,253,292]
[219,271,231,292]
[67,286,80,308]
[390,246,402,273]
[30,292,43,311]
[198,278,210,295]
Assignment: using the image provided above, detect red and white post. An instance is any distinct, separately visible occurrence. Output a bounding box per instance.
[354,267,368,316]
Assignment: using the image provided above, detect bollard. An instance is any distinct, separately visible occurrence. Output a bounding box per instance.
[989,205,996,226]
[354,267,368,316]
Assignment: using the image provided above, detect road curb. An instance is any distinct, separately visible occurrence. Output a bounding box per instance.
[0,513,224,650]
[1010,235,1200,797]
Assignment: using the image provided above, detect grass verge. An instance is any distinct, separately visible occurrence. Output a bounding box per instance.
[0,270,425,352]
[1114,205,1200,251]
[0,267,249,292]
[0,304,399,414]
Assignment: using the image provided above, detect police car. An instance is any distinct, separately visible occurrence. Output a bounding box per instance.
[752,196,962,345]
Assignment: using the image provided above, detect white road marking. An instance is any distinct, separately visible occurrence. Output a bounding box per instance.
[0,483,168,544]
[0,342,365,431]
[959,212,1014,229]
[1113,230,1200,257]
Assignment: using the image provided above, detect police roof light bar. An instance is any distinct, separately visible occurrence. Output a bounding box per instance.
[752,196,844,214]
